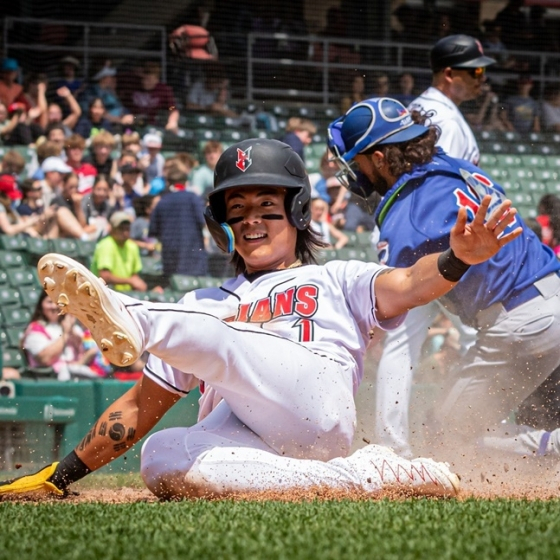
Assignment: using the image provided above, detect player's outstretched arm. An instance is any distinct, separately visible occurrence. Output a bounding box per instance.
[0,375,180,496]
[374,195,522,321]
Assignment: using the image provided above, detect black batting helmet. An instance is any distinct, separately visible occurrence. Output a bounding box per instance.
[430,34,495,72]
[204,139,312,253]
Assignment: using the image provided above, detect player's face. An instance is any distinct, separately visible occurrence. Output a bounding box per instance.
[353,154,391,195]
[225,187,298,273]
[449,67,486,102]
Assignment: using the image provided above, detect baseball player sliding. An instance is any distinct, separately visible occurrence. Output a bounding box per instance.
[0,139,518,499]
[375,34,494,457]
[328,98,560,461]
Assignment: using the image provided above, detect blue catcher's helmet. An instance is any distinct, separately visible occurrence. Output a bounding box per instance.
[327,97,428,199]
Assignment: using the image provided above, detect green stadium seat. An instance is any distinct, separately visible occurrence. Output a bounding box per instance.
[18,285,41,309]
[356,231,373,247]
[501,180,522,193]
[341,231,358,247]
[25,237,52,263]
[545,180,560,195]
[6,267,36,288]
[4,326,24,348]
[2,347,25,370]
[75,239,97,258]
[195,129,221,142]
[336,248,368,261]
[495,154,522,167]
[220,129,248,142]
[316,249,338,264]
[487,167,509,181]
[197,276,222,288]
[1,306,31,327]
[510,168,534,181]
[502,131,521,142]
[479,141,505,154]
[140,256,163,277]
[478,130,500,141]
[0,250,26,269]
[532,169,557,182]
[546,155,560,169]
[479,153,497,167]
[533,144,560,156]
[305,158,320,173]
[170,275,200,292]
[0,286,21,307]
[182,114,215,128]
[0,234,27,252]
[524,181,547,197]
[521,154,547,168]
[49,238,78,257]
[509,192,535,207]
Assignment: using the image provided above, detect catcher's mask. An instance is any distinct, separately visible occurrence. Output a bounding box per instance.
[205,139,311,253]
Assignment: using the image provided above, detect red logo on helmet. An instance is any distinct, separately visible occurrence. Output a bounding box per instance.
[475,39,484,55]
[236,146,253,172]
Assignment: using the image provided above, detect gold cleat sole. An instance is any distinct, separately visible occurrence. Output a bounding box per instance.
[37,253,142,367]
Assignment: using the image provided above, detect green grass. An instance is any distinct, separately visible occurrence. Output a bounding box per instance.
[2,498,560,560]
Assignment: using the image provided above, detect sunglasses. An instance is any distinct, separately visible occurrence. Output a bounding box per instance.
[452,66,485,79]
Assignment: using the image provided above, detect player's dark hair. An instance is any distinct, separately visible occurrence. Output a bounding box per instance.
[230,227,327,275]
[361,111,439,177]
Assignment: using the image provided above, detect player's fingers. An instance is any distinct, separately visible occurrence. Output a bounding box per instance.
[454,205,468,233]
[486,199,514,230]
[472,195,492,226]
[498,226,523,246]
[490,207,517,236]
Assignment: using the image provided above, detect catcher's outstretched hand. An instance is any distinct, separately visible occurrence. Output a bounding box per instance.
[0,463,65,497]
[450,195,523,265]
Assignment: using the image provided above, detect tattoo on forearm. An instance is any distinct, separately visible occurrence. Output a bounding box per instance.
[126,427,136,441]
[109,411,123,421]
[113,442,127,452]
[98,421,107,436]
[78,422,97,451]
[109,422,126,441]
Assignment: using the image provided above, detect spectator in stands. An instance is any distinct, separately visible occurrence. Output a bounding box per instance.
[541,84,560,133]
[391,73,417,106]
[0,58,25,108]
[17,178,59,238]
[74,97,113,139]
[55,56,84,98]
[1,101,43,146]
[131,195,158,255]
[500,73,541,134]
[51,171,98,240]
[462,80,506,132]
[281,117,316,162]
[84,130,117,178]
[121,132,142,157]
[529,6,559,56]
[39,156,72,206]
[64,134,97,195]
[81,174,115,239]
[537,193,560,257]
[310,149,341,204]
[112,163,142,214]
[0,150,26,178]
[0,174,49,237]
[128,61,179,129]
[22,291,99,381]
[46,86,82,136]
[190,140,223,198]
[22,72,49,130]
[79,64,134,127]
[340,74,368,114]
[139,132,165,185]
[309,197,348,250]
[113,150,145,196]
[148,154,195,197]
[44,123,67,152]
[372,72,390,98]
[30,139,63,181]
[91,211,147,292]
[186,62,238,117]
[149,162,208,283]
[481,20,516,70]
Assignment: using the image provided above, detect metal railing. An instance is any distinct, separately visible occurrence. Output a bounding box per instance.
[3,17,168,82]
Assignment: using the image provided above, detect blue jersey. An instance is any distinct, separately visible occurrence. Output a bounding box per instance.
[374,149,560,324]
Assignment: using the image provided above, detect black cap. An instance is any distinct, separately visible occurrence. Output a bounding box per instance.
[430,34,496,72]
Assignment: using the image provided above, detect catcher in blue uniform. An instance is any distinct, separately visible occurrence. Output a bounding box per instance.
[328,97,560,458]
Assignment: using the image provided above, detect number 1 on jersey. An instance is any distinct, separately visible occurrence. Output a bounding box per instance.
[294,318,314,342]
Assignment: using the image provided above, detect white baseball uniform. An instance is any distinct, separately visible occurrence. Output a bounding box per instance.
[111,261,457,497]
[373,88,479,458]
